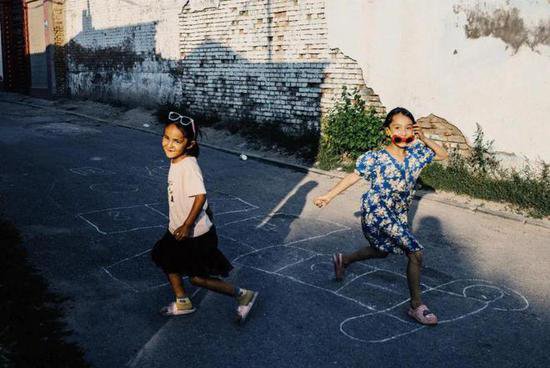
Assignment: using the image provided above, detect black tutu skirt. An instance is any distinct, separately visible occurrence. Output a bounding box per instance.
[151,227,233,277]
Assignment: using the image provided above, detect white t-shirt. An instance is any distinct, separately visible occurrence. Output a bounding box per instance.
[167,157,212,237]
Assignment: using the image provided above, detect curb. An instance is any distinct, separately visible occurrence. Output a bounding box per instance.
[412,192,550,229]
[1,98,346,178]
[2,97,549,231]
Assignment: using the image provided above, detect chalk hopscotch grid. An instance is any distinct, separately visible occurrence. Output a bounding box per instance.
[91,194,528,344]
[78,191,260,235]
[96,193,262,291]
[101,211,351,291]
[77,203,167,235]
[217,212,529,343]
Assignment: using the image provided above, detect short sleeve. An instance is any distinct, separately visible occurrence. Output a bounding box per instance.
[181,159,207,197]
[410,142,435,168]
[355,151,374,177]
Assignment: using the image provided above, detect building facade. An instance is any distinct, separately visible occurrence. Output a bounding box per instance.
[2,0,548,161]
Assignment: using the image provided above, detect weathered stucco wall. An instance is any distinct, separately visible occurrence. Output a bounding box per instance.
[65,0,383,130]
[326,0,550,161]
[65,0,182,106]
[64,0,548,160]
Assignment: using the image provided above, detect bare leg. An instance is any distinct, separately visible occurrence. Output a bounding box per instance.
[406,251,423,309]
[342,246,388,267]
[167,273,187,298]
[189,276,237,297]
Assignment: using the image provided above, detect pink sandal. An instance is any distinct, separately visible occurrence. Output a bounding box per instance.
[408,304,438,325]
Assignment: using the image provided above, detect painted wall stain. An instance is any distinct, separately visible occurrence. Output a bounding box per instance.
[67,39,146,71]
[455,5,550,53]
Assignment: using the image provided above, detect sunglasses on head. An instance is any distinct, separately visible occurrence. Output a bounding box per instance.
[392,135,415,144]
[168,111,196,136]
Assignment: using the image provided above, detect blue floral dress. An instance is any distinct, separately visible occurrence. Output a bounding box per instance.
[355,142,435,254]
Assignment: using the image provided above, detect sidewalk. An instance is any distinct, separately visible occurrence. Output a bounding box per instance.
[1,91,548,230]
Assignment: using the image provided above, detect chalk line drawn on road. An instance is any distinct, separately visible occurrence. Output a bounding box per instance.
[80,192,259,236]
[214,212,528,343]
[69,166,116,176]
[100,208,351,292]
[96,192,528,343]
[77,204,168,235]
[224,217,528,343]
[232,244,528,343]
[33,122,101,136]
[151,165,170,176]
[128,165,169,180]
[144,166,154,177]
[89,183,140,193]
[97,192,261,291]
[337,277,528,343]
[208,190,260,216]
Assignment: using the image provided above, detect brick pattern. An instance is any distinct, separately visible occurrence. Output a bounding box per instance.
[0,0,31,92]
[65,0,384,128]
[52,1,67,96]
[322,48,385,115]
[176,0,385,126]
[417,114,471,155]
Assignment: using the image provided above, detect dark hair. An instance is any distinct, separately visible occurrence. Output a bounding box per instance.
[160,110,201,157]
[383,107,415,128]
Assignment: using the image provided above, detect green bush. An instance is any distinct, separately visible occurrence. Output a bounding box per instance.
[318,86,385,169]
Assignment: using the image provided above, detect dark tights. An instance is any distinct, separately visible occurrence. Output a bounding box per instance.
[342,246,423,309]
[167,273,237,298]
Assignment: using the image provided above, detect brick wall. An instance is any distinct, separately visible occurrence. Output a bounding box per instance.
[0,0,31,93]
[52,0,67,96]
[65,0,384,130]
[175,0,385,127]
[417,114,470,156]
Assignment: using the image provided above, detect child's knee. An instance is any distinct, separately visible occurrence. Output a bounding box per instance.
[407,251,423,265]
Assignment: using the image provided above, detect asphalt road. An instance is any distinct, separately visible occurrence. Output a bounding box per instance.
[1,99,549,368]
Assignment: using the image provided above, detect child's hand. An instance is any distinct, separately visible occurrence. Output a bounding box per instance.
[174,224,191,240]
[413,124,426,141]
[314,195,332,208]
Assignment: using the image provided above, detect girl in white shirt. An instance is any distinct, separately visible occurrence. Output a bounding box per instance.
[152,112,258,323]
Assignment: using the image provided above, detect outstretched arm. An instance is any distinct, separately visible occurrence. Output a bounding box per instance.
[314,172,361,208]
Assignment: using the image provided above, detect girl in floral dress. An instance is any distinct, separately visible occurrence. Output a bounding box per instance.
[314,107,448,325]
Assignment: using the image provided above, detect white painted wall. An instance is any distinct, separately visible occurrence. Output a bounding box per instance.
[64,0,550,161]
[65,0,182,59]
[326,0,550,162]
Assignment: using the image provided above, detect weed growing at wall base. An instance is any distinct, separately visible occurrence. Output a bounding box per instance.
[420,159,550,217]
[420,126,550,218]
